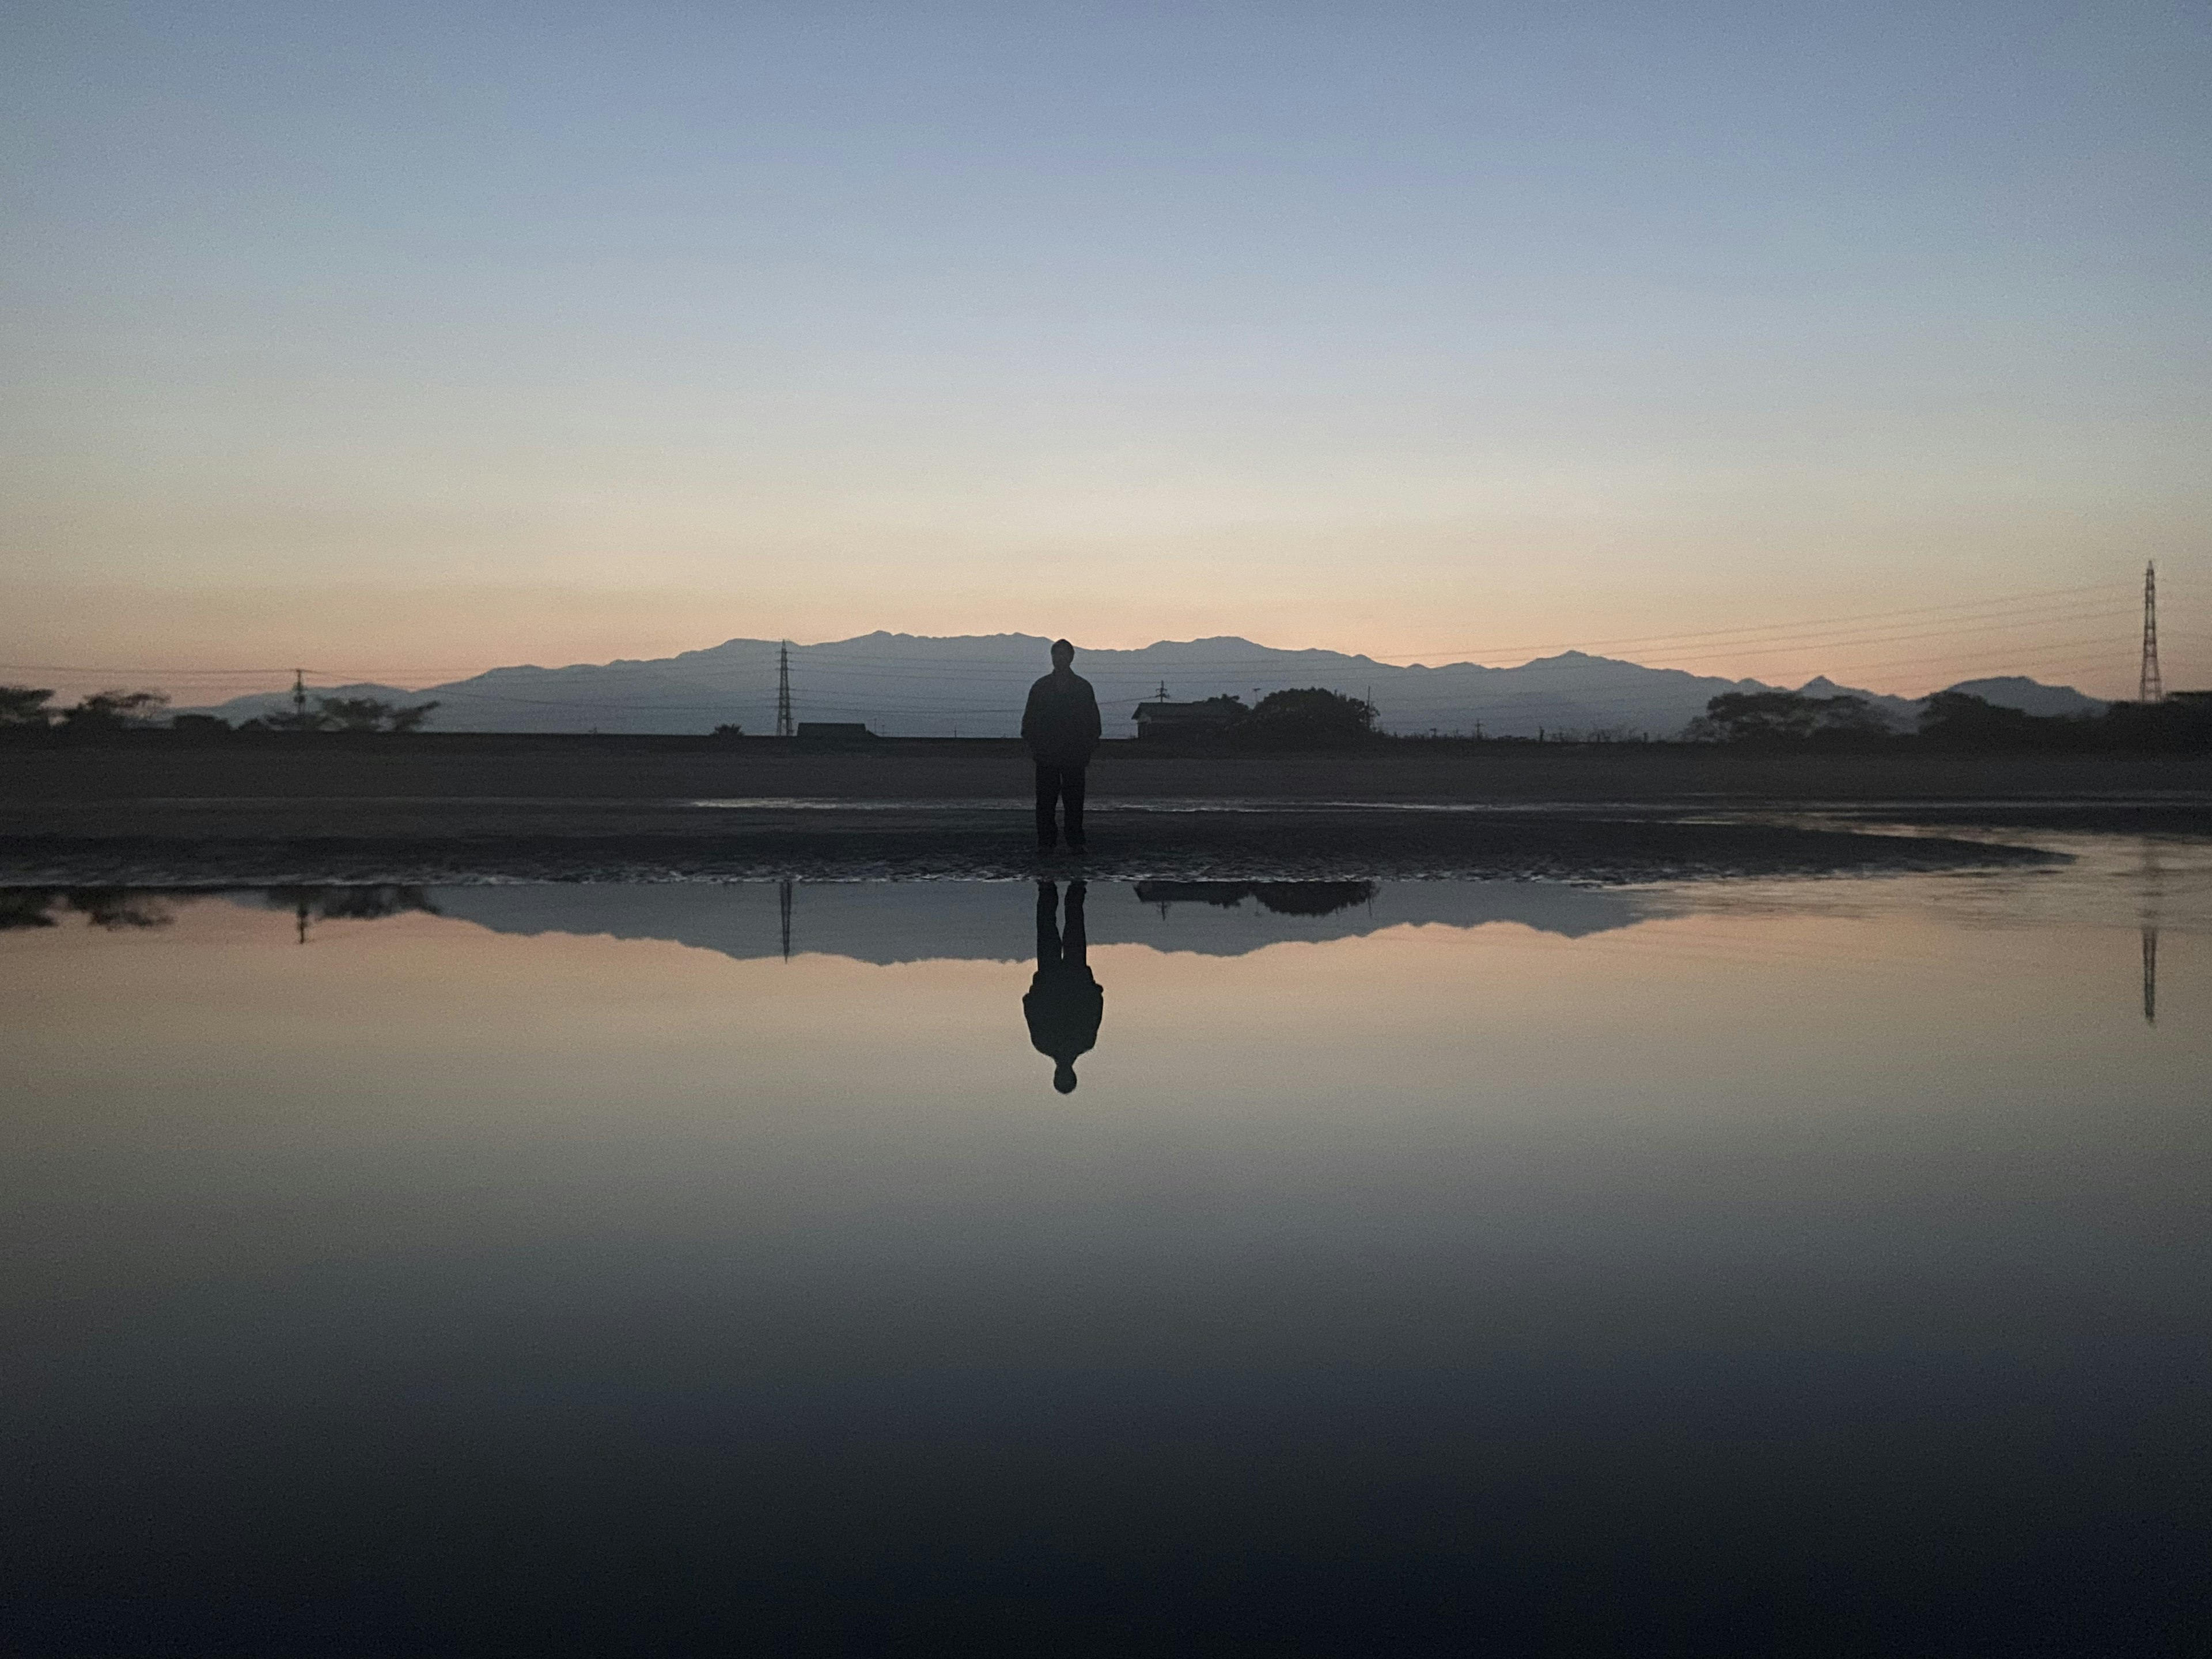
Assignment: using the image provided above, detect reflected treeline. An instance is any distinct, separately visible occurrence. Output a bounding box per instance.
[257,888,441,922]
[0,887,438,938]
[1132,881,1378,918]
[257,887,442,945]
[0,889,180,930]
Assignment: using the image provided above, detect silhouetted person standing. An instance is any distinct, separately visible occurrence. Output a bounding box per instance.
[1024,880,1103,1094]
[1021,638,1101,853]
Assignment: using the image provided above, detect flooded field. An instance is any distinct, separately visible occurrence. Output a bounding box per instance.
[3,837,2207,1654]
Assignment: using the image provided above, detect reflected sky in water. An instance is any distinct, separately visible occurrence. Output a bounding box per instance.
[2,847,2208,1654]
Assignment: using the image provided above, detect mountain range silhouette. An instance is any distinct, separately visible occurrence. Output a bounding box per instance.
[181,632,2107,739]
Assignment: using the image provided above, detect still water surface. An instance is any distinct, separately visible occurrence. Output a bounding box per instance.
[3,842,2207,1654]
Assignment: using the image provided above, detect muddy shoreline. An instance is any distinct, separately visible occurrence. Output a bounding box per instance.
[9,740,2212,807]
[7,745,2202,884]
[0,801,2075,885]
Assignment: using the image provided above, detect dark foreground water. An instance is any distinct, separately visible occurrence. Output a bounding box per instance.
[3,840,2208,1656]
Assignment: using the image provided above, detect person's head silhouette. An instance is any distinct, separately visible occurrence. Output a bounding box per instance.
[1054,1062,1079,1094]
[1050,638,1074,669]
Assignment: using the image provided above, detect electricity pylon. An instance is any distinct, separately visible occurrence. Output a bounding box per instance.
[2140,561,2162,704]
[776,641,795,737]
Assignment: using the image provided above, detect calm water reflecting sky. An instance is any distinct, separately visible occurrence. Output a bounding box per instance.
[3,847,2207,1654]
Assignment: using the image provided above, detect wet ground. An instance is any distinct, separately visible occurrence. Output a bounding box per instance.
[0,796,2082,885]
[3,828,2207,1654]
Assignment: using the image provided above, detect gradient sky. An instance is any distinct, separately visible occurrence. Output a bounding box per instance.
[4,0,2207,702]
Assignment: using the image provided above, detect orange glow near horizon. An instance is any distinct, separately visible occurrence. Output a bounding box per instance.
[6,569,2199,707]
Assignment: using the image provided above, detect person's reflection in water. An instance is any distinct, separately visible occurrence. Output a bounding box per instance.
[1024,880,1104,1094]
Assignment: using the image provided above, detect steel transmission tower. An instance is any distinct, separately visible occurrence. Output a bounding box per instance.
[775,641,795,737]
[2139,561,2163,704]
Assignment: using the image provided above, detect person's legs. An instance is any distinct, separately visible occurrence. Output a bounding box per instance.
[1035,878,1062,966]
[1035,764,1062,849]
[1062,880,1087,968]
[1063,767,1086,849]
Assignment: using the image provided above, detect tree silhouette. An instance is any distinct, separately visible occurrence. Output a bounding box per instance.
[260,886,440,921]
[1251,881,1378,916]
[0,686,54,727]
[252,695,442,732]
[65,891,175,929]
[1685,691,1892,744]
[0,891,60,929]
[312,695,441,732]
[1233,688,1378,748]
[62,689,169,729]
[1916,691,2084,749]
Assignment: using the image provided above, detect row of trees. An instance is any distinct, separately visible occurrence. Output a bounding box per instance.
[9,682,1377,741]
[1202,687,2206,749]
[0,685,440,733]
[9,677,2201,749]
[252,695,442,733]
[1687,689,2212,750]
[3,885,437,933]
[1141,688,1383,747]
[1,687,172,729]
[1217,685,2205,751]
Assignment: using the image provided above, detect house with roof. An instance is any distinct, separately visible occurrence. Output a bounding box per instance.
[1131,692,1247,740]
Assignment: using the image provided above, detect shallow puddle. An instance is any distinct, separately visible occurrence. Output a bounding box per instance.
[3,846,2207,1652]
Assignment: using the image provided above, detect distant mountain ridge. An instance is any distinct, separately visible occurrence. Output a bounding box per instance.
[183,631,2108,739]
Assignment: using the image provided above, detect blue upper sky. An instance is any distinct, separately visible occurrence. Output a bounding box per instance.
[3,1,2206,698]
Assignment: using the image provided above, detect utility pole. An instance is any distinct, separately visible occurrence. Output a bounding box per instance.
[775,641,795,737]
[779,878,794,961]
[2139,560,2163,704]
[2142,925,2158,1025]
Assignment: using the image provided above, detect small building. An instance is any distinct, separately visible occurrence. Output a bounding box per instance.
[794,721,876,744]
[1131,695,1246,740]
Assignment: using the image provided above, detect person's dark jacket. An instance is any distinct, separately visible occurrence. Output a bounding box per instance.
[1021,670,1103,768]
[1025,967,1103,1065]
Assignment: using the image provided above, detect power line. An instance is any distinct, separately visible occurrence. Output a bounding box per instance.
[4,577,2186,711]
[1618,611,2139,669]
[0,664,310,676]
[1355,580,2143,655]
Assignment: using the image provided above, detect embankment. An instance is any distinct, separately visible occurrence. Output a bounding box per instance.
[4,738,2201,883]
